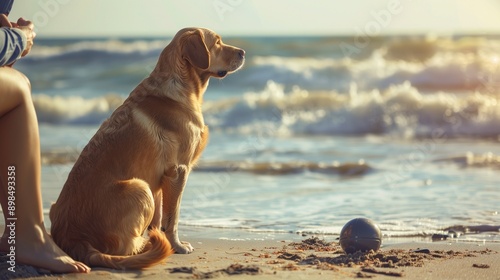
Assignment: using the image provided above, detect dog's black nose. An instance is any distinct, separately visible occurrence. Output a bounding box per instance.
[238,49,245,59]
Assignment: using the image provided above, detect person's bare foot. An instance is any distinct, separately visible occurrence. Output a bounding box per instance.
[0,224,90,273]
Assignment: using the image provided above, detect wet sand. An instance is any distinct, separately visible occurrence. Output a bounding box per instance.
[1,231,498,279]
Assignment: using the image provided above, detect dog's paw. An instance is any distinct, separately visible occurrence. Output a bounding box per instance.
[173,241,194,254]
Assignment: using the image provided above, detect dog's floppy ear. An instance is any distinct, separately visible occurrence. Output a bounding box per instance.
[183,30,210,70]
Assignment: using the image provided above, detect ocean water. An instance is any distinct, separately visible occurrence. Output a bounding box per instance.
[13,35,500,242]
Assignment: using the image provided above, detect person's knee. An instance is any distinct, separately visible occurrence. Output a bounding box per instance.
[12,71,32,103]
[1,67,31,93]
[19,72,31,90]
[0,67,33,115]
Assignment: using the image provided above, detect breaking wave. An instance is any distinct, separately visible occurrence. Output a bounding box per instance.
[33,81,500,138]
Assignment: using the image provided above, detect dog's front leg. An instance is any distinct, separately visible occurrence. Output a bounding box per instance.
[161,164,193,254]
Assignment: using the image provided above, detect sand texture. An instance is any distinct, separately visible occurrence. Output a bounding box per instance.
[1,236,499,279]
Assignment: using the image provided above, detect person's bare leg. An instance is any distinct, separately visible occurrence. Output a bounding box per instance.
[0,67,90,273]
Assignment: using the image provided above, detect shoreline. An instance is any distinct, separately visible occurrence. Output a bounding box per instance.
[1,227,499,279]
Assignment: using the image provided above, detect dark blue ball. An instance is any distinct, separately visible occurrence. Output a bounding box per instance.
[340,218,382,254]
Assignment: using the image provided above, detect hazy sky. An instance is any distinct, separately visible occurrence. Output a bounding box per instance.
[7,0,500,37]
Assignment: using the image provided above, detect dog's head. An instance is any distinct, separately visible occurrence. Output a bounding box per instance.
[170,27,245,79]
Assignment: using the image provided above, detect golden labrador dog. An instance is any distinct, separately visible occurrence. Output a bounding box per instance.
[49,27,245,269]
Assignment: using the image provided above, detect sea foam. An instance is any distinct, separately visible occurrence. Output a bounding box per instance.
[33,81,500,139]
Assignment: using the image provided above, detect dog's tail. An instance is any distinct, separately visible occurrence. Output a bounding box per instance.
[85,228,173,270]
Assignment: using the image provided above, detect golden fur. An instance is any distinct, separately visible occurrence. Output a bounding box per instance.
[49,27,245,269]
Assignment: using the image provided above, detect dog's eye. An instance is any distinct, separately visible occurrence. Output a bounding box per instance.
[216,39,221,45]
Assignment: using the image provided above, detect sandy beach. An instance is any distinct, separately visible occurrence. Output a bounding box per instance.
[1,228,499,280]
